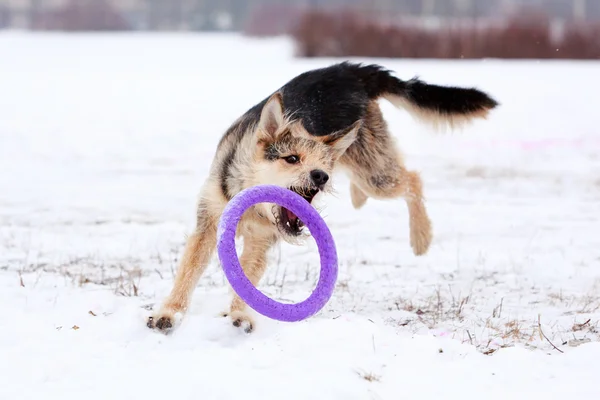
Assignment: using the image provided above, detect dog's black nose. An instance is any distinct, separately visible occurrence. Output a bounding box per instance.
[310,169,329,187]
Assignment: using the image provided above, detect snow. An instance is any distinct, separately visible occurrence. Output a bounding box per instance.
[1,32,600,399]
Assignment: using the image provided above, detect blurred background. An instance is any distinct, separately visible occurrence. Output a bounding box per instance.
[0,0,598,59]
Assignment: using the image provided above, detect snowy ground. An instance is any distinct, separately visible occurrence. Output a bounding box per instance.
[1,32,600,399]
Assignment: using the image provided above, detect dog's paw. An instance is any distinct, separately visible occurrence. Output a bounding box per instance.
[228,310,255,334]
[147,309,182,334]
[410,218,432,256]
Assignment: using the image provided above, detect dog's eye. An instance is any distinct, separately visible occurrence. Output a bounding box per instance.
[283,155,300,164]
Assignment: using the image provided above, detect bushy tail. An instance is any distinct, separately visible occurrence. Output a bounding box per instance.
[346,62,499,130]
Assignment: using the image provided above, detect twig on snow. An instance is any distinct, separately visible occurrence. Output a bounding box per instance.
[538,314,564,353]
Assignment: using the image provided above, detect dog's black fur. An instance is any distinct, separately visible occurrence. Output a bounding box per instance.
[230,61,498,138]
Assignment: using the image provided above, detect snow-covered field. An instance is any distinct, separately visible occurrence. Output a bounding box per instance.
[1,32,599,399]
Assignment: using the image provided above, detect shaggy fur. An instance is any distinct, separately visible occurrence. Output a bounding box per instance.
[147,61,498,334]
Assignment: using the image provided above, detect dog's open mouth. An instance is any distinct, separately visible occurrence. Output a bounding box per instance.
[278,186,319,236]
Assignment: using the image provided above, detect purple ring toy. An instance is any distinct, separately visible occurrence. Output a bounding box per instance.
[216,184,338,322]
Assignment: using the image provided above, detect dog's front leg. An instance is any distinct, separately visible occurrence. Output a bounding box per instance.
[222,233,276,333]
[147,210,217,334]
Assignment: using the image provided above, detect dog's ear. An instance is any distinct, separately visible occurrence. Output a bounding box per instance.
[321,120,361,158]
[257,92,284,142]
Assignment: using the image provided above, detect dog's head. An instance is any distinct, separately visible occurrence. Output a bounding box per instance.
[250,92,360,240]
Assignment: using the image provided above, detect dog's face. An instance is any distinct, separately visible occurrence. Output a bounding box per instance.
[251,93,360,239]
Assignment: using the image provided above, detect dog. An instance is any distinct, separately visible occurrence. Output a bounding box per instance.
[146,61,498,334]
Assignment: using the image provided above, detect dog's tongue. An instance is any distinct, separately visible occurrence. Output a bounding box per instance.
[286,208,297,222]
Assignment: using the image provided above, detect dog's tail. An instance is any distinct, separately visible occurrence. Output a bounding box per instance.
[348,62,499,131]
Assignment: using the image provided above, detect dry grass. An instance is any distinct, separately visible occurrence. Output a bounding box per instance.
[355,369,381,383]
[578,295,600,314]
[392,286,472,329]
[386,280,600,356]
[548,290,600,314]
[12,250,147,297]
[61,263,143,297]
[6,233,600,357]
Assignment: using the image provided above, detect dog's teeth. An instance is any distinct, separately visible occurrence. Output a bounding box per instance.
[286,221,290,227]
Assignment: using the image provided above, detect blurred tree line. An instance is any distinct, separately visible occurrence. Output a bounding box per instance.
[0,0,599,31]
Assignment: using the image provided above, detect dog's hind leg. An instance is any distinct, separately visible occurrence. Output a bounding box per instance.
[338,102,432,256]
[222,232,276,333]
[343,153,432,256]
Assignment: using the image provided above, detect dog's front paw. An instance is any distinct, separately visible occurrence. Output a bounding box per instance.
[146,315,173,332]
[147,308,182,334]
[228,310,255,334]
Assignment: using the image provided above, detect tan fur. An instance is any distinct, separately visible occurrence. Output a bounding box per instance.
[148,85,489,333]
[329,101,433,255]
[350,182,368,209]
[148,93,356,332]
[146,216,217,330]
